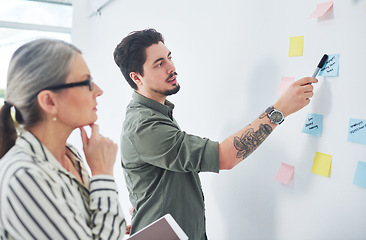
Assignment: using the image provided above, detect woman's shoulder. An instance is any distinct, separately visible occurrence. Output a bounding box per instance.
[0,145,42,179]
[0,144,33,167]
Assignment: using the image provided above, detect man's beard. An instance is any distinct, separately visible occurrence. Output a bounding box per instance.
[151,72,180,96]
[152,83,180,96]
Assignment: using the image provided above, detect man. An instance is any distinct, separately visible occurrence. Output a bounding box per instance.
[113,28,317,239]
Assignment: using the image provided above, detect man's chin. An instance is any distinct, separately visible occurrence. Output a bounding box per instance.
[164,84,180,96]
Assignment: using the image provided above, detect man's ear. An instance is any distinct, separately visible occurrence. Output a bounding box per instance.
[130,72,143,87]
[37,90,58,115]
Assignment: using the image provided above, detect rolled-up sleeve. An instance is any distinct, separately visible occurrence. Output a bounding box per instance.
[126,115,219,173]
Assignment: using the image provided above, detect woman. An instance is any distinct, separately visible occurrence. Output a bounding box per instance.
[0,39,126,239]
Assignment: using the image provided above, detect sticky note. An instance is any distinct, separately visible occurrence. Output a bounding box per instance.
[318,54,339,77]
[277,77,294,95]
[302,113,323,136]
[347,118,366,145]
[353,161,366,188]
[288,36,304,57]
[274,162,295,184]
[308,1,334,19]
[312,152,332,177]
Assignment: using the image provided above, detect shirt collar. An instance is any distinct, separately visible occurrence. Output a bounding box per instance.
[132,91,175,119]
[17,130,56,164]
[16,130,89,185]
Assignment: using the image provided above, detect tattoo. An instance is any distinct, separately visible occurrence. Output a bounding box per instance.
[259,111,267,119]
[233,123,273,159]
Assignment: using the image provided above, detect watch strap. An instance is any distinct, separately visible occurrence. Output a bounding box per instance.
[265,106,284,125]
[265,106,275,115]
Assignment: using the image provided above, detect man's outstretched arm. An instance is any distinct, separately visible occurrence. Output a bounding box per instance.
[219,77,318,170]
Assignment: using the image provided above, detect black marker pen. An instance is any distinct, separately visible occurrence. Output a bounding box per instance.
[312,54,328,77]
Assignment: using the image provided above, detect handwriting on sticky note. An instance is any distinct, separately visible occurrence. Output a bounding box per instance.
[312,152,332,177]
[302,113,323,136]
[288,36,304,57]
[308,1,333,19]
[353,161,366,188]
[318,54,339,77]
[347,118,366,145]
[277,77,294,95]
[275,162,294,184]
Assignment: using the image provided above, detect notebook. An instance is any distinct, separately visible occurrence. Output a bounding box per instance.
[127,214,188,240]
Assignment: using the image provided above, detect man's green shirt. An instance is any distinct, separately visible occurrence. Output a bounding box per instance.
[121,91,219,239]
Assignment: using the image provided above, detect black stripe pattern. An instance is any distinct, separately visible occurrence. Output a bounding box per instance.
[0,131,126,239]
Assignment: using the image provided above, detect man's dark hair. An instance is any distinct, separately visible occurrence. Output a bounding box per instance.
[113,28,164,90]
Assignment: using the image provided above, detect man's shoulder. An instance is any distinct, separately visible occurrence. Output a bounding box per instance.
[125,102,171,125]
[126,102,154,116]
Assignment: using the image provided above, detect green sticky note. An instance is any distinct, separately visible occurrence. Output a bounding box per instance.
[288,36,304,57]
[312,152,332,177]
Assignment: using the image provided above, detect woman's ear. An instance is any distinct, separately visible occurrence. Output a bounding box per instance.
[37,90,58,115]
[130,72,143,87]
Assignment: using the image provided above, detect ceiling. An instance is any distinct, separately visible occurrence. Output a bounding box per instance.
[27,0,72,6]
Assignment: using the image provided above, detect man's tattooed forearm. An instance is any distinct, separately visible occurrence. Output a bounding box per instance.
[233,123,273,159]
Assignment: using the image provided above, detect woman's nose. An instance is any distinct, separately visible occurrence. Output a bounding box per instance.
[94,83,103,96]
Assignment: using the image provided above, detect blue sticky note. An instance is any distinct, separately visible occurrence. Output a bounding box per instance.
[318,54,339,77]
[353,161,366,188]
[347,118,366,145]
[302,113,323,136]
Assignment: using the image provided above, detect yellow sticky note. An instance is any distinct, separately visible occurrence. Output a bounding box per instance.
[288,36,304,57]
[312,152,332,177]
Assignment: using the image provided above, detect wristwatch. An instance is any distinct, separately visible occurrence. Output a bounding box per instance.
[265,106,284,125]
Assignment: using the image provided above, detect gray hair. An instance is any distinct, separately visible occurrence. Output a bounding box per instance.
[0,39,81,158]
[6,38,81,125]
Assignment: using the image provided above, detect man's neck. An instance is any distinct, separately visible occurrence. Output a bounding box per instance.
[136,89,166,105]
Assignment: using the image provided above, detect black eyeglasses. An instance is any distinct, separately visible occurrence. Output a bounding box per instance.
[32,78,93,100]
[41,78,93,92]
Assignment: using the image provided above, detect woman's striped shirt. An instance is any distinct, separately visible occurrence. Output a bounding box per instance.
[0,130,126,239]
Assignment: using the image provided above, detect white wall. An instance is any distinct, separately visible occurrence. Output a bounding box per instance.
[70,0,366,239]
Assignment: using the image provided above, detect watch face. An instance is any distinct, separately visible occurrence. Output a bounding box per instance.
[270,111,283,123]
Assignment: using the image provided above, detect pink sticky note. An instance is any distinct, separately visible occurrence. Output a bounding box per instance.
[308,1,333,19]
[275,162,295,184]
[277,77,295,95]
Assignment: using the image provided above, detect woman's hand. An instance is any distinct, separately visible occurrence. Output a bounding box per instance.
[80,124,117,176]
